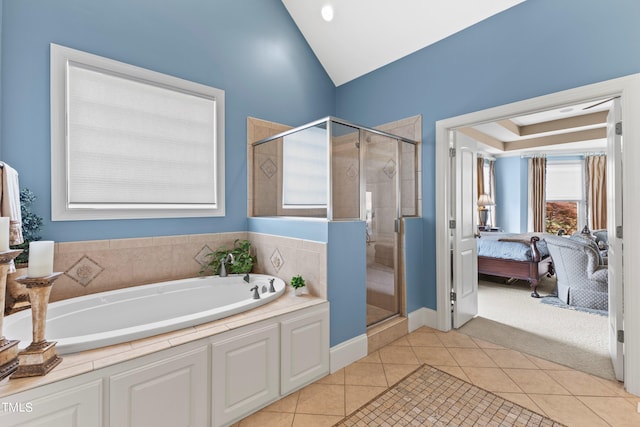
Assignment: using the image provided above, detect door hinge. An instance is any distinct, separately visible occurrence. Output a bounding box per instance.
[449,219,456,229]
[616,225,623,239]
[449,147,456,157]
[450,290,457,302]
[617,330,624,343]
[615,121,622,136]
[394,218,400,233]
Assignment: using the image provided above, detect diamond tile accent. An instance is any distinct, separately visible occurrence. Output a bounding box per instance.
[383,159,396,178]
[66,256,104,287]
[346,162,358,180]
[260,158,277,179]
[195,245,214,267]
[270,248,285,272]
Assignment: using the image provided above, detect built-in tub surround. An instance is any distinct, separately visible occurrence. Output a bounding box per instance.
[40,231,326,304]
[4,274,286,355]
[0,286,327,418]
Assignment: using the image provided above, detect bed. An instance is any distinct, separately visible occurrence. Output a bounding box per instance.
[477,232,554,297]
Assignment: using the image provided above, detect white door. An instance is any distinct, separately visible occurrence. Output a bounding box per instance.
[606,98,624,381]
[452,131,479,328]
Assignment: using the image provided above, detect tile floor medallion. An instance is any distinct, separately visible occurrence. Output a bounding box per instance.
[335,364,563,426]
[235,327,640,427]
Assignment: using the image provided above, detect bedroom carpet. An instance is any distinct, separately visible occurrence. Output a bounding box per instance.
[539,296,607,317]
[459,277,614,380]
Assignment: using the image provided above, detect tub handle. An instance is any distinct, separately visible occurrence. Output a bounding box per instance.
[250,285,260,300]
[268,278,276,293]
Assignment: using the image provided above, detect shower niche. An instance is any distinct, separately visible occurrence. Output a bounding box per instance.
[249,116,420,326]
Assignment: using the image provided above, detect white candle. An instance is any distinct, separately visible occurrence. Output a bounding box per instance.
[28,241,55,278]
[0,217,9,252]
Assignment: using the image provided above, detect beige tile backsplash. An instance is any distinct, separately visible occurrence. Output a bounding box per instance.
[49,232,327,303]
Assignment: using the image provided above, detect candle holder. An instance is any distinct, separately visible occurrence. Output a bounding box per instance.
[12,272,63,378]
[0,249,23,381]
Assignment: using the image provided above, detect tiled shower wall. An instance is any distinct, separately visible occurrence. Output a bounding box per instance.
[46,232,326,303]
[248,115,422,220]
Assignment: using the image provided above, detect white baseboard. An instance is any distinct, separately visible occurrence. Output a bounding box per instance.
[329,334,367,373]
[408,307,439,332]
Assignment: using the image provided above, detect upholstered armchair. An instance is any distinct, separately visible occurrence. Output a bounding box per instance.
[544,235,608,311]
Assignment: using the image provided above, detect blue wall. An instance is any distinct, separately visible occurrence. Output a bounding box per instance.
[495,157,528,233]
[403,217,426,313]
[335,0,640,310]
[2,0,639,345]
[327,221,366,346]
[248,217,328,243]
[0,0,335,242]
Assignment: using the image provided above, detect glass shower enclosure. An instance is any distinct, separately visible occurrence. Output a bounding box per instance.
[251,117,418,326]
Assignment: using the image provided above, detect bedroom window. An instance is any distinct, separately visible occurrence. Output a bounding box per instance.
[50,44,225,220]
[545,160,585,235]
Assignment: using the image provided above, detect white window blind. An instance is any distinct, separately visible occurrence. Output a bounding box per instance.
[51,44,225,220]
[546,161,584,200]
[68,64,217,206]
[282,126,328,207]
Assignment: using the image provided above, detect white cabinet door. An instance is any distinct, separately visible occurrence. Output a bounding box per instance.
[0,379,102,427]
[110,346,208,427]
[212,323,279,427]
[280,304,329,394]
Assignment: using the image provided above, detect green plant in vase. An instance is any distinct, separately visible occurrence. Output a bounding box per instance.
[200,239,256,276]
[290,274,306,296]
[6,188,44,314]
[11,188,44,265]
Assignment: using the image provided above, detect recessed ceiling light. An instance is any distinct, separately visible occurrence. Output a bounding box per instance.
[321,4,334,22]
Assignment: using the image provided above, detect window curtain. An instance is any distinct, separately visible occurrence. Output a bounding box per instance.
[477,157,485,198]
[477,157,485,224]
[587,155,607,230]
[489,159,496,226]
[528,157,546,232]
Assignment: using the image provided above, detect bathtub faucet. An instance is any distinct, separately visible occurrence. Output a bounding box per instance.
[268,278,276,293]
[250,285,260,299]
[243,273,250,283]
[219,253,235,277]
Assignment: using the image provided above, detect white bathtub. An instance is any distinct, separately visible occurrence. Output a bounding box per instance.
[4,274,286,355]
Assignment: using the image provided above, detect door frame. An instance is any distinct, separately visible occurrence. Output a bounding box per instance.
[435,74,640,395]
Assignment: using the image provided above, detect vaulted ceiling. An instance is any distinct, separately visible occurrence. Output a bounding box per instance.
[281,0,526,86]
[282,1,609,156]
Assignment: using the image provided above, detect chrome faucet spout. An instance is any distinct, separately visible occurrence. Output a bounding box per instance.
[250,285,260,299]
[219,253,235,277]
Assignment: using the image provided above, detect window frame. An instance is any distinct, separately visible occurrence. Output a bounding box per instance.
[545,159,586,231]
[50,43,225,221]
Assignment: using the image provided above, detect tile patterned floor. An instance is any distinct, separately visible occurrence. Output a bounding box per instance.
[234,327,640,427]
[336,365,562,426]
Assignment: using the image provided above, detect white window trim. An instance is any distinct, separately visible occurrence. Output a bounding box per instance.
[545,159,587,228]
[50,43,225,220]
